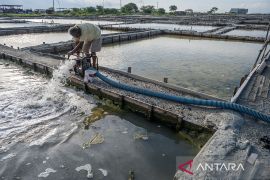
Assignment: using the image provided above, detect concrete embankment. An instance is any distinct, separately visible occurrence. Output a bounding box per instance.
[0,20,27,23]
[21,30,162,53]
[0,24,74,36]
[101,26,265,42]
[210,26,236,35]
[165,29,265,42]
[233,46,270,113]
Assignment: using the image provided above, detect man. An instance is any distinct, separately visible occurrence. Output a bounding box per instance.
[68,23,102,68]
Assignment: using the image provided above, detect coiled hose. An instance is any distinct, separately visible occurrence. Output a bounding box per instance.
[95,71,270,124]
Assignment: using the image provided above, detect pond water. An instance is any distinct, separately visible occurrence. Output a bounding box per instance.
[0,30,120,48]
[0,59,198,180]
[224,29,267,38]
[112,23,215,32]
[19,18,123,25]
[98,35,261,99]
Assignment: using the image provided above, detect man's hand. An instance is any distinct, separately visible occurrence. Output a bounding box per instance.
[67,51,73,59]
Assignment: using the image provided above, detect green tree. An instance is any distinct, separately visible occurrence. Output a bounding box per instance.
[72,8,80,13]
[141,5,155,14]
[121,3,138,13]
[63,9,70,14]
[208,7,218,14]
[157,8,166,15]
[96,5,104,14]
[85,7,96,13]
[104,8,119,14]
[169,5,177,12]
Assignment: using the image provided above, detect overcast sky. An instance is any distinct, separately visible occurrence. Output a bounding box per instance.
[2,0,270,13]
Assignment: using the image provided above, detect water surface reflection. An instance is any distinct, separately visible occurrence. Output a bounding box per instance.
[98,35,261,99]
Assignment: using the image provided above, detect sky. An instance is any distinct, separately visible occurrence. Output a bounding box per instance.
[1,0,270,13]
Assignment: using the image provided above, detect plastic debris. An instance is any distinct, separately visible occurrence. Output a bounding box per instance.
[82,133,104,149]
[133,132,149,140]
[38,168,56,178]
[128,170,135,180]
[75,164,93,179]
[98,168,108,176]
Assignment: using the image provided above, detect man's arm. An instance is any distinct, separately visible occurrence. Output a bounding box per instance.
[68,41,84,58]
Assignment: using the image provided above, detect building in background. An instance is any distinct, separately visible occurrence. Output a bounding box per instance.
[185,9,193,15]
[175,11,186,16]
[34,9,46,14]
[0,5,23,13]
[230,8,248,14]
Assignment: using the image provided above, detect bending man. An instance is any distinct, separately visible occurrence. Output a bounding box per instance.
[68,23,102,68]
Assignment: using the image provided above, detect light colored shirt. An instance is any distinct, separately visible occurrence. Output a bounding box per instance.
[77,23,101,42]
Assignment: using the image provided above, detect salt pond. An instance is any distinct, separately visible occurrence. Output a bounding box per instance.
[0,30,120,48]
[224,29,267,38]
[98,35,261,99]
[112,23,215,32]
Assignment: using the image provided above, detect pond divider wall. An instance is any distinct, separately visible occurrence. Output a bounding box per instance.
[99,66,224,101]
[22,30,162,53]
[231,50,270,103]
[68,75,213,134]
[0,24,74,36]
[102,26,265,42]
[165,29,264,42]
[0,52,214,136]
[0,53,54,76]
[0,20,27,23]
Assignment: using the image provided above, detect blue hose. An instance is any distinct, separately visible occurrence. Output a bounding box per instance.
[95,71,270,124]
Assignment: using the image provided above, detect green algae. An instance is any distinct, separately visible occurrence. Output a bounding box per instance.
[177,130,213,150]
[83,99,123,129]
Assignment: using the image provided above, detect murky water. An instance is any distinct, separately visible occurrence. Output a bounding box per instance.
[18,18,123,25]
[112,23,215,32]
[225,29,267,38]
[0,30,120,48]
[98,35,261,99]
[0,59,198,179]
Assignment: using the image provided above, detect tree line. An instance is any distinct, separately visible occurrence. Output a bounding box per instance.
[28,3,218,16]
[59,3,180,16]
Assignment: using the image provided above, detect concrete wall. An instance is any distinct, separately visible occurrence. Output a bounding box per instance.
[22,30,162,54]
